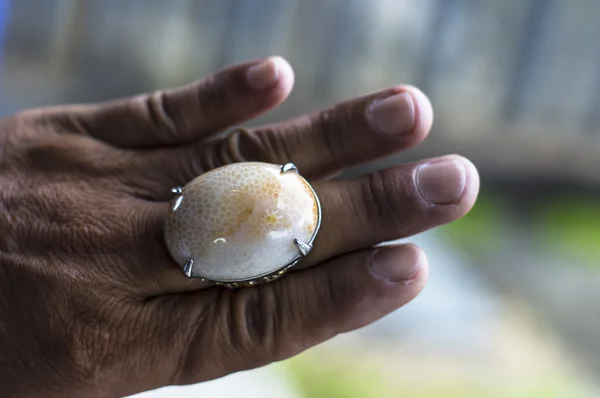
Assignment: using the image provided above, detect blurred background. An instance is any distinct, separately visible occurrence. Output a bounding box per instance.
[2,1,600,397]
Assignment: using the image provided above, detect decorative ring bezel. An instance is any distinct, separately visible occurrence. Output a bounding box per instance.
[169,162,322,288]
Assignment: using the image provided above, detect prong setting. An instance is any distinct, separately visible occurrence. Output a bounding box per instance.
[172,196,184,211]
[164,162,321,289]
[281,163,298,173]
[183,258,194,278]
[294,238,313,256]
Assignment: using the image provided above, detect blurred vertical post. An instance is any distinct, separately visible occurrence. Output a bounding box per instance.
[503,0,553,125]
[49,0,85,74]
[0,0,10,93]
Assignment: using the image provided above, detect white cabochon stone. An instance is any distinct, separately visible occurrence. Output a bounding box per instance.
[164,163,319,282]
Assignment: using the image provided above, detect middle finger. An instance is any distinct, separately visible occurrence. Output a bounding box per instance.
[126,85,433,199]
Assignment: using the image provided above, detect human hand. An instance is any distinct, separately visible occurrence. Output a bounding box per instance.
[0,56,479,397]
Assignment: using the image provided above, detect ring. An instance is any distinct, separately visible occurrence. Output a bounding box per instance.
[163,162,321,288]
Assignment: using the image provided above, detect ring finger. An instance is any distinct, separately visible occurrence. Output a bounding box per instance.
[142,154,478,294]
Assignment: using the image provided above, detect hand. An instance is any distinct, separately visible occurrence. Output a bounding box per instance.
[0,56,479,397]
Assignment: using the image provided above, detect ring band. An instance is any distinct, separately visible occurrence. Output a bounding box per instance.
[163,162,321,288]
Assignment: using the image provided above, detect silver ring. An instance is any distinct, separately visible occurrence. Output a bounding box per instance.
[163,162,321,288]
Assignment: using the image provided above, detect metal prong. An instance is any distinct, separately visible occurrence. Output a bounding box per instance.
[172,195,184,211]
[171,186,183,195]
[183,259,194,278]
[281,163,298,173]
[294,239,313,256]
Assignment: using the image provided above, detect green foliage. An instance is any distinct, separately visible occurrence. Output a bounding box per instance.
[285,352,388,397]
[534,195,600,266]
[441,189,506,256]
[284,352,584,398]
[441,189,600,268]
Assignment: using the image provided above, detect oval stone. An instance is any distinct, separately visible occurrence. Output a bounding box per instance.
[163,162,320,282]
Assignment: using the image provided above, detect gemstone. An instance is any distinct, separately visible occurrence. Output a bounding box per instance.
[163,162,320,282]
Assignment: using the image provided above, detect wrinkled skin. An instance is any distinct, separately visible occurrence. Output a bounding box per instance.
[0,57,479,397]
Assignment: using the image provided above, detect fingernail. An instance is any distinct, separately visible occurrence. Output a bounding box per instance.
[368,92,415,135]
[371,247,420,283]
[246,57,281,90]
[416,159,467,205]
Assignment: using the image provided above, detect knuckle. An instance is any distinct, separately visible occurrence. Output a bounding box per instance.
[157,128,251,186]
[310,103,357,161]
[230,281,320,364]
[227,288,277,367]
[310,110,339,159]
[175,289,280,383]
[203,128,252,170]
[196,125,293,176]
[239,291,274,349]
[230,126,289,164]
[322,267,346,311]
[362,169,398,223]
[360,167,425,234]
[270,273,333,359]
[142,91,180,143]
[360,168,415,231]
